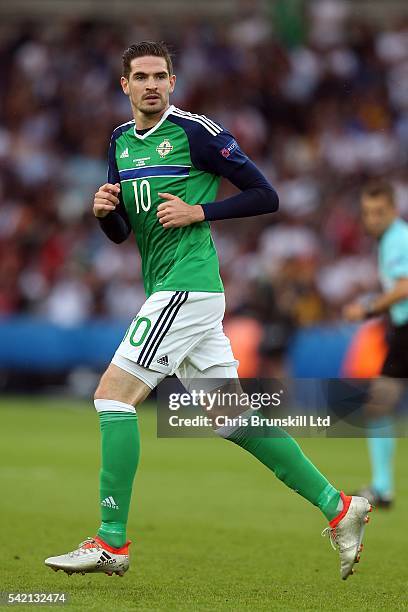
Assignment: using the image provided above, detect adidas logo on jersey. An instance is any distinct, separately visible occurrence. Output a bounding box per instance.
[156,355,169,366]
[101,496,119,510]
[120,148,129,158]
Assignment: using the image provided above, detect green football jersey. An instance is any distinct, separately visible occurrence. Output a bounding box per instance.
[108,105,249,297]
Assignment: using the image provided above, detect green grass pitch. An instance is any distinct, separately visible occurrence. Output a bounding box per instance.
[0,397,407,611]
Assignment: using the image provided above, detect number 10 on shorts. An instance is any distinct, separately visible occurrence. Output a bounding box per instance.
[122,316,152,347]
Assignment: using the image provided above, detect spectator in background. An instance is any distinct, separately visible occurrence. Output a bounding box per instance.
[0,5,406,355]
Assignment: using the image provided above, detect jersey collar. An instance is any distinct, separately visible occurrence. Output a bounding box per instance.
[133,105,175,140]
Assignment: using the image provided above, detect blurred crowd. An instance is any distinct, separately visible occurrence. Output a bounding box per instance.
[1,0,408,353]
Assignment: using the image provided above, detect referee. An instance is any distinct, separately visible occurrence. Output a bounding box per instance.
[344,181,408,508]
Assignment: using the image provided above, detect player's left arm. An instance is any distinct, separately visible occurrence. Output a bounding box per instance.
[157,128,278,228]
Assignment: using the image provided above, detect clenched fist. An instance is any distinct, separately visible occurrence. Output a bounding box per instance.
[93,183,121,218]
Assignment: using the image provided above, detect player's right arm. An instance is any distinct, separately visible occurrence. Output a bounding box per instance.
[93,183,121,218]
[95,132,132,244]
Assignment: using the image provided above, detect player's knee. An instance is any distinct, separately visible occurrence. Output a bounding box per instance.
[94,369,109,401]
[93,364,152,407]
[94,381,105,402]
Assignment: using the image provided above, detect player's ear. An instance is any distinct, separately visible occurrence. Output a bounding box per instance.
[121,76,130,96]
[169,74,176,94]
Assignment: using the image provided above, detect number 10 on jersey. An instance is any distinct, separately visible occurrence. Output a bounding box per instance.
[132,179,152,213]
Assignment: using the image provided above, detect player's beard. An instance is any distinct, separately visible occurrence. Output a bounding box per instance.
[138,96,167,115]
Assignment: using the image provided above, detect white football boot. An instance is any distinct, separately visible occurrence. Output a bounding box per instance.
[44,536,130,576]
[322,491,372,580]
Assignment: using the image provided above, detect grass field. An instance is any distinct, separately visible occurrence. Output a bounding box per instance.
[0,397,407,611]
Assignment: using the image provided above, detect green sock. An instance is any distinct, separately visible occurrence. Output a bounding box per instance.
[97,410,140,548]
[225,419,341,521]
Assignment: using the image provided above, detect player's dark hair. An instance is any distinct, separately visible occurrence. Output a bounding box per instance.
[361,180,395,205]
[122,41,173,78]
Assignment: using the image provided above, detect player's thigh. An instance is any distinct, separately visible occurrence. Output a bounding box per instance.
[176,360,240,392]
[176,325,242,421]
[177,360,244,422]
[179,320,239,380]
[99,291,225,405]
[95,363,152,407]
[114,291,226,377]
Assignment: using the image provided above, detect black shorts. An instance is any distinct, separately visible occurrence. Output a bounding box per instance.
[381,322,408,378]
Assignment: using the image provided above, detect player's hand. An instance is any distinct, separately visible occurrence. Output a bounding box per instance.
[93,183,121,218]
[343,302,366,322]
[157,193,204,228]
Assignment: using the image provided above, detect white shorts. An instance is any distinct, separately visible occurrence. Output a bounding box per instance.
[112,291,238,389]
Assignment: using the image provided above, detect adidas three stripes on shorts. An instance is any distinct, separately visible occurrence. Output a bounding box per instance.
[111,291,238,388]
